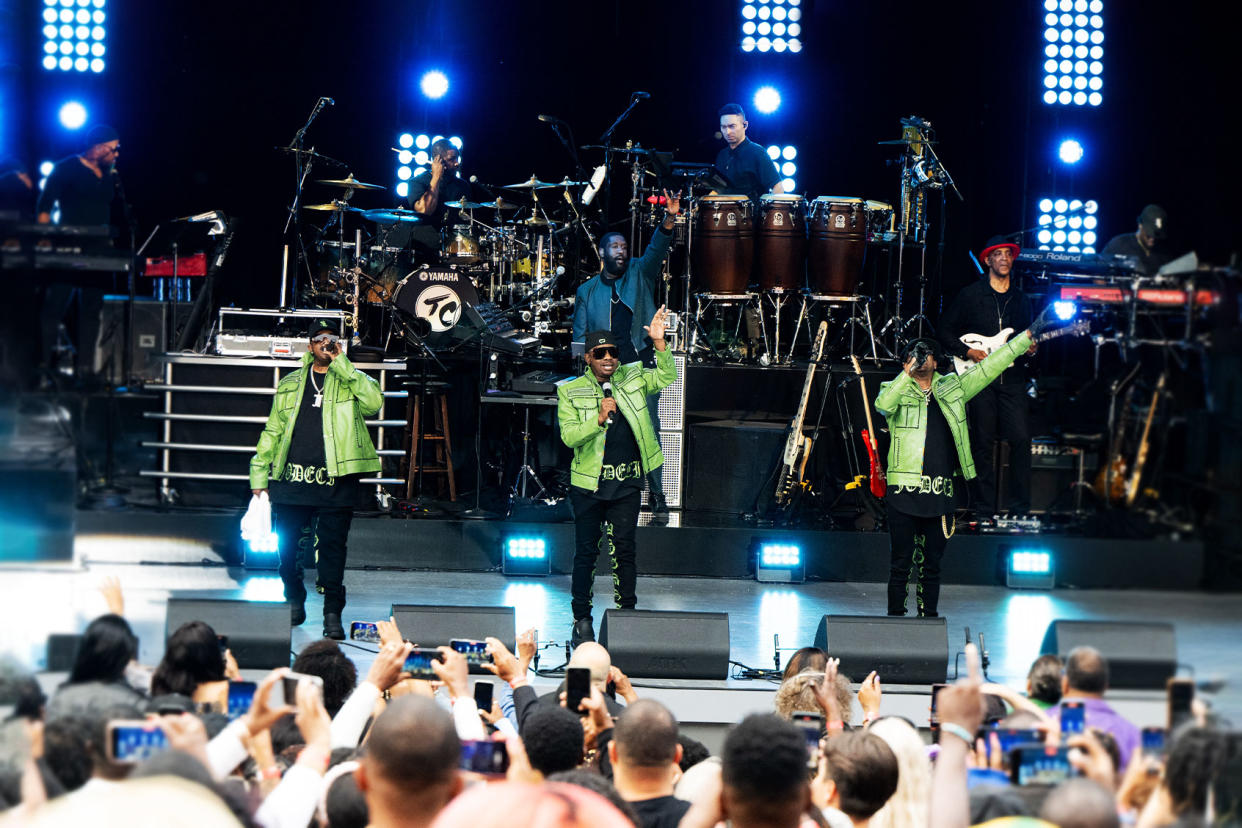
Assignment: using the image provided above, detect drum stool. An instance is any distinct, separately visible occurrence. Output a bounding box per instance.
[401,377,456,501]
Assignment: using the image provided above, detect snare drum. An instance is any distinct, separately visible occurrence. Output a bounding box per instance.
[863,200,894,240]
[808,196,866,296]
[757,193,806,292]
[443,224,481,264]
[694,195,753,295]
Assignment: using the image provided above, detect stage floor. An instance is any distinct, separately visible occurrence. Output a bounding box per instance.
[5,537,1241,727]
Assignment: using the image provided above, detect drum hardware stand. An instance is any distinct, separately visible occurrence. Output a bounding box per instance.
[599,92,649,230]
[693,294,754,362]
[279,96,336,306]
[512,404,548,500]
[759,291,796,364]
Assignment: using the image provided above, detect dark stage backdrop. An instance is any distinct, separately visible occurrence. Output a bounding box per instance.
[15,0,1238,313]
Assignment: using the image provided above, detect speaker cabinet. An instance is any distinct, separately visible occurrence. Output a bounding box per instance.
[599,609,730,679]
[165,598,291,670]
[813,615,948,685]
[685,420,786,514]
[391,604,516,672]
[1040,620,1176,689]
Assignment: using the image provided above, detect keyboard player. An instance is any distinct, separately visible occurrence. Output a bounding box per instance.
[1101,204,1172,276]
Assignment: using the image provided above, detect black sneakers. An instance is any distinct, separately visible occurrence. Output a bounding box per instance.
[570,617,595,649]
[323,613,345,640]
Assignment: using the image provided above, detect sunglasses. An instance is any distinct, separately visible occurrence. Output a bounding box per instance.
[312,333,340,345]
[590,346,619,359]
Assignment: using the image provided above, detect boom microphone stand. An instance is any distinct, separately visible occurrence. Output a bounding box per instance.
[280,96,334,307]
[598,92,648,229]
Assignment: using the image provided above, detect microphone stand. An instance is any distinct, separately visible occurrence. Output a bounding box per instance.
[112,167,138,389]
[599,95,646,230]
[281,97,331,308]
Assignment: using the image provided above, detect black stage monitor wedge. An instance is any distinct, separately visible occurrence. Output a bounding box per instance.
[165,598,291,670]
[391,604,517,670]
[1039,620,1176,689]
[813,615,949,685]
[599,609,730,680]
[46,633,83,672]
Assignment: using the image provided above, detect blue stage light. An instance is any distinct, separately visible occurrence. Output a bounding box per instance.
[1006,548,1055,589]
[753,86,781,114]
[241,529,280,569]
[40,160,55,177]
[756,542,804,583]
[1053,300,1077,320]
[395,182,408,199]
[398,133,414,149]
[420,70,449,99]
[1059,139,1084,164]
[1041,0,1102,106]
[58,101,87,129]
[503,536,550,576]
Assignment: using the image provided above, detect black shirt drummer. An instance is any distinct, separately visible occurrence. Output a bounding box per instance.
[714,104,782,204]
[405,139,470,261]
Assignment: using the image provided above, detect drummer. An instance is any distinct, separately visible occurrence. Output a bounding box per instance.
[715,103,783,203]
[405,138,470,262]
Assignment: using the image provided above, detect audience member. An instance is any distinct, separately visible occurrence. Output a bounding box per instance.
[1026,654,1064,709]
[547,769,641,826]
[774,668,855,724]
[321,762,368,828]
[354,695,462,828]
[150,621,232,707]
[292,641,358,718]
[430,780,634,828]
[676,734,710,772]
[38,717,93,793]
[866,717,930,828]
[813,731,899,828]
[1055,647,1140,770]
[523,706,585,778]
[608,699,688,828]
[46,614,145,720]
[1039,778,1120,828]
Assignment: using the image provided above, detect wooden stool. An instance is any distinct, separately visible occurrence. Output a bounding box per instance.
[402,378,456,501]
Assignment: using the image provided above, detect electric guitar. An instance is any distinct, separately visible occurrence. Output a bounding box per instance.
[951,320,1090,375]
[1124,373,1165,506]
[775,321,828,505]
[850,355,887,498]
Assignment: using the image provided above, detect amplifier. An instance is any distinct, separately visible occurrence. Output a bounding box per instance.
[215,308,347,358]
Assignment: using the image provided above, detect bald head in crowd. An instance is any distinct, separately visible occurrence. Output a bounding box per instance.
[356,696,462,828]
[1063,646,1110,696]
[1040,778,1120,828]
[568,642,611,688]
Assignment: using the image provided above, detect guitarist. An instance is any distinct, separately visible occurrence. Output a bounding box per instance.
[876,315,1053,617]
[937,236,1037,516]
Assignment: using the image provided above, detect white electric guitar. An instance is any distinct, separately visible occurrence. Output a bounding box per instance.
[952,320,1089,375]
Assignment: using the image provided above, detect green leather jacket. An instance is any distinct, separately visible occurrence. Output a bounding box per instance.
[249,352,384,490]
[557,347,676,492]
[874,331,1032,488]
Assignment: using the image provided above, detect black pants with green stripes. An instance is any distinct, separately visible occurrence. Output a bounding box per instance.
[886,507,948,617]
[568,487,641,620]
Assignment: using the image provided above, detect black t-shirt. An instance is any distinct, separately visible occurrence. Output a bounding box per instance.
[714,138,781,203]
[1101,232,1171,276]
[886,390,960,517]
[605,277,640,364]
[630,795,691,828]
[591,403,644,500]
[405,171,471,256]
[34,156,115,226]
[268,372,361,507]
[937,279,1034,383]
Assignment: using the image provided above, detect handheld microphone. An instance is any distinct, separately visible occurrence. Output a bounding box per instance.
[632,91,651,100]
[601,381,616,423]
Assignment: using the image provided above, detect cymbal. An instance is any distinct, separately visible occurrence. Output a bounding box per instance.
[582,144,650,155]
[445,200,488,210]
[317,174,386,190]
[478,200,519,210]
[876,139,940,146]
[554,178,588,187]
[362,208,424,224]
[522,217,559,227]
[502,176,560,190]
[303,202,362,212]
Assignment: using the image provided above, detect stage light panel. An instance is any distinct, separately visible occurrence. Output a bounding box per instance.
[414,150,429,165]
[1041,1,1101,105]
[773,38,787,52]
[742,36,756,51]
[758,21,771,35]
[397,166,411,181]
[449,136,462,149]
[395,182,408,199]
[781,178,796,192]
[756,542,804,583]
[242,529,280,570]
[398,133,414,148]
[397,150,413,165]
[1037,196,1099,252]
[1058,139,1084,164]
[1006,548,1055,589]
[503,535,550,576]
[413,167,425,177]
[781,161,796,176]
[44,0,104,71]
[420,70,449,99]
[757,37,772,51]
[753,86,781,114]
[58,101,87,129]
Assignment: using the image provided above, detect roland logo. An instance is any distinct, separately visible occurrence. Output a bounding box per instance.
[646,656,688,671]
[1045,251,1084,263]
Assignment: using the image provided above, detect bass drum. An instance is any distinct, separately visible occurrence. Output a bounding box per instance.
[757,193,806,292]
[808,196,866,296]
[694,195,753,295]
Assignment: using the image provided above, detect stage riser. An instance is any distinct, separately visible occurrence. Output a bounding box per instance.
[78,511,1205,590]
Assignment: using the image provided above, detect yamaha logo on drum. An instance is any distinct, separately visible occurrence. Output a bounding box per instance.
[413,285,463,332]
[418,271,460,283]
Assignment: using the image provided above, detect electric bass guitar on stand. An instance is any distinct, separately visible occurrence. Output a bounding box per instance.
[775,322,828,506]
[850,355,887,498]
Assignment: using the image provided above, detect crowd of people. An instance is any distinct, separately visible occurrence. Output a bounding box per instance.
[0,582,1232,827]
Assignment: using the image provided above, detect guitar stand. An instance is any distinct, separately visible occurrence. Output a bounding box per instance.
[511,405,548,501]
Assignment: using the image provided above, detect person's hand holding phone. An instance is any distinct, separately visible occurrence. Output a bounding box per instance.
[966,731,1004,772]
[367,641,413,692]
[432,646,469,700]
[244,669,295,737]
[608,665,638,704]
[294,678,331,757]
[223,648,241,682]
[482,636,522,684]
[858,671,882,721]
[811,657,844,727]
[938,644,987,737]
[377,616,404,650]
[515,628,537,674]
[1066,729,1117,790]
[577,685,613,751]
[157,712,210,770]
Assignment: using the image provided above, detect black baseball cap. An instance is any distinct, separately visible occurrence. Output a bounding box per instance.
[308,318,341,338]
[1138,204,1167,240]
[584,330,619,353]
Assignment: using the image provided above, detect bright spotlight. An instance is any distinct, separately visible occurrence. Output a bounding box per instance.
[756,542,804,583]
[449,136,462,149]
[398,133,414,148]
[396,182,409,198]
[753,86,781,114]
[420,70,449,99]
[58,101,87,129]
[242,529,280,569]
[1053,300,1077,320]
[780,178,796,192]
[782,145,797,160]
[1006,548,1054,589]
[1059,139,1084,163]
[39,160,55,177]
[502,535,550,577]
[415,134,430,149]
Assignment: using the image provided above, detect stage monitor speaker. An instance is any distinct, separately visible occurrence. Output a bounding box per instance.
[813,615,948,685]
[685,420,786,514]
[598,609,730,679]
[1039,620,1176,689]
[165,598,291,670]
[391,604,516,672]
[46,633,83,672]
[98,297,192,385]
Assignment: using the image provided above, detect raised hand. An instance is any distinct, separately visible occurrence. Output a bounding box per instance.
[643,304,670,343]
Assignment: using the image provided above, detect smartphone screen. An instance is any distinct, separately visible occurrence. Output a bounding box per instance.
[995,728,1045,757]
[450,638,493,668]
[459,740,509,776]
[474,681,494,712]
[271,671,324,707]
[565,667,591,715]
[1167,679,1194,731]
[109,721,169,764]
[1011,746,1073,786]
[1060,701,1085,734]
[1142,726,1166,757]
[403,648,442,680]
[792,711,824,769]
[227,681,257,719]
[350,622,380,644]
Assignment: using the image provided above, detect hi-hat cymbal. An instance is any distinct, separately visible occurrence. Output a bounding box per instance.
[362,208,424,224]
[503,176,560,190]
[444,200,487,210]
[554,178,588,187]
[478,200,519,210]
[303,202,362,212]
[317,174,386,190]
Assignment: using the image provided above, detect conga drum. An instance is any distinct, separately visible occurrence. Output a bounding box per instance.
[694,195,753,295]
[757,193,806,292]
[808,196,866,296]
